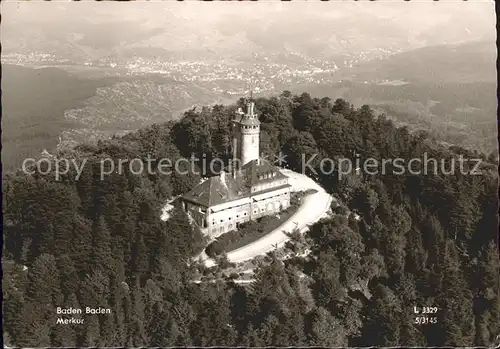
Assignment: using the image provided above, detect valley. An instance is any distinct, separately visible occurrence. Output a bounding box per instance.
[2,30,496,171]
[297,41,498,153]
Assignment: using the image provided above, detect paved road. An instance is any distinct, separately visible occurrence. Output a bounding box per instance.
[202,170,335,267]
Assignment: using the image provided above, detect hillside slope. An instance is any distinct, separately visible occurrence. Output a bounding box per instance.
[1,65,118,171]
[301,41,497,152]
[1,65,220,171]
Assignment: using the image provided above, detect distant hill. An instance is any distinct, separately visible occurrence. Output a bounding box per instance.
[3,3,494,65]
[1,64,118,171]
[345,41,496,84]
[58,76,223,149]
[1,64,224,172]
[300,41,497,152]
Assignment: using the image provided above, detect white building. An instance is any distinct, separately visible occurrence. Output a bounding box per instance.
[180,101,292,239]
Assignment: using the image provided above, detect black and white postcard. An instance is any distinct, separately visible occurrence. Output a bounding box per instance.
[1,1,498,347]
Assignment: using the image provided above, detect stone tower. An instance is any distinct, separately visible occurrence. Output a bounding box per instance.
[232,101,260,167]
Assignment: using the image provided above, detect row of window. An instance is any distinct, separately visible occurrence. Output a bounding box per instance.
[210,221,246,236]
[209,202,285,227]
[257,172,277,181]
[252,183,287,193]
[212,212,248,226]
[207,200,289,235]
[206,192,289,227]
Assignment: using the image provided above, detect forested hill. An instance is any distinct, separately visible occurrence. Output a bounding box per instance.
[3,93,499,347]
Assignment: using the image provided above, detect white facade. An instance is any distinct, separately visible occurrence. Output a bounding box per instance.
[204,187,290,239]
[240,125,260,166]
[181,100,291,240]
[234,102,260,167]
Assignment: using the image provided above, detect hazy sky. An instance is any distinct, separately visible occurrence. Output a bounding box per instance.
[1,0,495,58]
[2,1,494,29]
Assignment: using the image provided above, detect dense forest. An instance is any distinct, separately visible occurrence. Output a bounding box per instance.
[2,92,499,347]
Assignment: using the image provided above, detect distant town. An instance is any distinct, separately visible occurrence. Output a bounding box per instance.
[3,46,402,95]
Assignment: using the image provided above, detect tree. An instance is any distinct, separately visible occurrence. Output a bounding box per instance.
[132,235,149,275]
[360,248,387,281]
[57,254,79,299]
[311,251,347,307]
[91,217,113,272]
[332,98,352,116]
[26,254,62,309]
[2,93,496,348]
[282,132,319,173]
[128,279,148,345]
[81,316,101,347]
[432,241,475,346]
[360,285,402,346]
[307,307,348,346]
[405,227,428,282]
[23,315,52,347]
[473,241,500,345]
[79,269,110,310]
[3,285,27,346]
[147,303,173,346]
[292,93,318,132]
[477,241,500,301]
[70,215,94,275]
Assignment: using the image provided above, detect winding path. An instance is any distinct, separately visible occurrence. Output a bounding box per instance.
[201,170,335,267]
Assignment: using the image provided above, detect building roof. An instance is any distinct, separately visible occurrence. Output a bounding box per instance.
[237,118,261,127]
[182,159,290,208]
[233,102,260,127]
[182,172,246,208]
[240,159,289,186]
